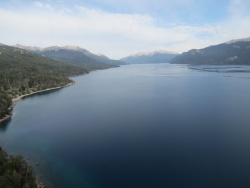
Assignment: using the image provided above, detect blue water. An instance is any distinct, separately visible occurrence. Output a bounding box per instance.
[1,64,250,188]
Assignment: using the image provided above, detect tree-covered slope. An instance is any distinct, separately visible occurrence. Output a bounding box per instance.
[0,147,37,188]
[40,47,114,70]
[0,92,12,119]
[0,44,88,119]
[170,37,250,65]
[16,45,124,70]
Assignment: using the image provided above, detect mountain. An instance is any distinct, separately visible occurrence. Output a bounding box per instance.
[170,37,250,65]
[85,52,127,66]
[15,44,42,52]
[120,50,179,64]
[0,44,87,119]
[15,45,126,70]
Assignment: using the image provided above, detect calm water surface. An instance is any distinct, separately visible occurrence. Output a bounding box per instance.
[1,64,250,188]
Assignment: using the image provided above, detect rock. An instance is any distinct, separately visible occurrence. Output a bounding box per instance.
[36,180,47,188]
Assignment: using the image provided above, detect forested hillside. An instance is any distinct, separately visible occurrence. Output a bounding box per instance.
[15,45,125,70]
[0,147,37,188]
[0,44,88,119]
[170,37,250,65]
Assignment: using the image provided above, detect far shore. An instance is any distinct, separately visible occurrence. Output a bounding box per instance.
[0,82,75,125]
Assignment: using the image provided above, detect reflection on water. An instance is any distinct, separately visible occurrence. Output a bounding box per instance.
[0,120,10,132]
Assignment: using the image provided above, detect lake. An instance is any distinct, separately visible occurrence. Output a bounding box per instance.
[1,63,250,188]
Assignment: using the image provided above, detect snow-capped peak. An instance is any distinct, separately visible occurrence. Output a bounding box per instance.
[15,44,43,51]
[63,45,83,51]
[95,53,105,56]
[224,37,250,44]
[128,50,179,58]
[94,53,109,58]
[42,45,89,53]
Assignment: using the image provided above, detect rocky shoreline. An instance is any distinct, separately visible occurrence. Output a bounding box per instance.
[0,82,75,125]
[0,115,11,124]
[36,180,47,188]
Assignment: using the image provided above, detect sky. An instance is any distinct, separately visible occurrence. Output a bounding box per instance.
[0,0,250,59]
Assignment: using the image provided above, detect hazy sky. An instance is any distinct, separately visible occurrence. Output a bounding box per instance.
[0,0,250,59]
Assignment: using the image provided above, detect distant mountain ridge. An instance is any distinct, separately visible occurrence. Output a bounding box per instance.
[170,37,250,65]
[15,45,126,70]
[121,50,179,64]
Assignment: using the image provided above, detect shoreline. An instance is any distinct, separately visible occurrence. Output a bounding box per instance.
[12,82,75,102]
[0,115,12,124]
[0,82,75,125]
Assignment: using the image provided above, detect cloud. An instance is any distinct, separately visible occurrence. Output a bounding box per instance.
[0,2,250,59]
[33,1,54,11]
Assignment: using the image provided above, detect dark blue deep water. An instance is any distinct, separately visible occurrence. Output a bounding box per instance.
[1,64,250,188]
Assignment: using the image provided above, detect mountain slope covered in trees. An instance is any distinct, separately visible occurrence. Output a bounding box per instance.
[15,45,126,70]
[0,147,37,188]
[170,37,250,65]
[0,44,88,119]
